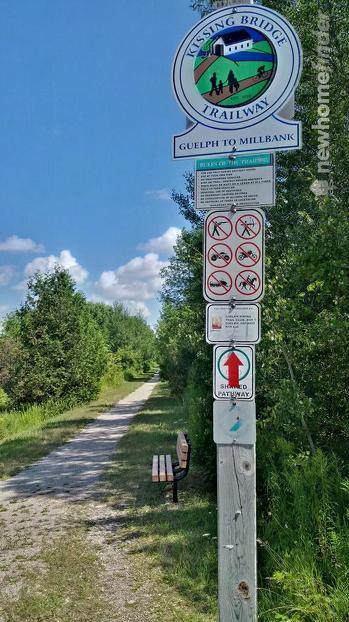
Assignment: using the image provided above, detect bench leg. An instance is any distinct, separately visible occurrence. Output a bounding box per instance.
[172,480,178,504]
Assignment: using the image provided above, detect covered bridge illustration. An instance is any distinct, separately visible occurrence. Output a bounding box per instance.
[212,29,253,56]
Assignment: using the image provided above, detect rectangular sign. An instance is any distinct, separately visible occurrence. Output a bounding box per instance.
[213,400,256,445]
[173,117,302,159]
[214,345,255,401]
[204,209,265,303]
[206,303,261,345]
[195,154,275,211]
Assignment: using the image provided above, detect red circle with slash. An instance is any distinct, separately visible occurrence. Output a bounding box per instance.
[207,214,233,241]
[235,270,261,296]
[235,213,261,240]
[208,243,233,268]
[235,242,261,267]
[207,270,233,296]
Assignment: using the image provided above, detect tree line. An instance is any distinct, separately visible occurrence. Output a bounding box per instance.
[0,268,156,412]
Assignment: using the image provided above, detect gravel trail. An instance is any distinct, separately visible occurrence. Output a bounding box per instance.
[0,375,159,621]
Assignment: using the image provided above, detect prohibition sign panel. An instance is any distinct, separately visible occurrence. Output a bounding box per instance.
[204,209,265,303]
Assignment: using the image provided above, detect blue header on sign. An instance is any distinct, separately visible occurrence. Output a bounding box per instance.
[196,154,272,171]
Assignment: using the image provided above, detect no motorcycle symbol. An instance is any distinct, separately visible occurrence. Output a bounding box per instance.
[236,242,261,267]
[208,243,232,268]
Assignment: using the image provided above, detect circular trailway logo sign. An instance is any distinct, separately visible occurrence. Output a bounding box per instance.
[172,4,302,130]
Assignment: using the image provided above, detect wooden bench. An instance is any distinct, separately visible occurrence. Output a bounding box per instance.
[152,432,191,503]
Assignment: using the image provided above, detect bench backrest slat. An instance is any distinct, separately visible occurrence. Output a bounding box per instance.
[176,432,189,468]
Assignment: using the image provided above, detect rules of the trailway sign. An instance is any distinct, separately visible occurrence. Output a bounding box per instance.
[195,153,275,210]
[213,400,256,445]
[214,345,255,401]
[206,303,261,345]
[204,209,265,302]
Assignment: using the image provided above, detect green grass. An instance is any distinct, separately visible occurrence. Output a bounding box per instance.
[219,79,269,106]
[100,381,218,621]
[0,377,148,479]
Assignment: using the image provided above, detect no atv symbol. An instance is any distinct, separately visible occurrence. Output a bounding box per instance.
[204,209,265,303]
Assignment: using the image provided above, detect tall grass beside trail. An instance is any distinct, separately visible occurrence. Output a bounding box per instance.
[0,398,76,441]
[258,436,349,621]
[0,376,150,479]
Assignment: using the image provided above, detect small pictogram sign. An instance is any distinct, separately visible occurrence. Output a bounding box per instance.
[207,214,233,241]
[208,244,233,268]
[235,270,261,297]
[235,242,261,267]
[213,345,255,401]
[235,213,262,240]
[207,270,233,297]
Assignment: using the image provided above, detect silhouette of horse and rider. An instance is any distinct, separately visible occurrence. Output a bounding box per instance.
[209,69,240,96]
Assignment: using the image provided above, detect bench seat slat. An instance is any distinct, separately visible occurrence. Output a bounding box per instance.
[159,455,166,482]
[165,454,174,482]
[152,455,159,482]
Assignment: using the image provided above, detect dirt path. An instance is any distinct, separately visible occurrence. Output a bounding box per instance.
[194,54,218,82]
[0,376,159,621]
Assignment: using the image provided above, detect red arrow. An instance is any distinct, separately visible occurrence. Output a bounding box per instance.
[224,352,244,388]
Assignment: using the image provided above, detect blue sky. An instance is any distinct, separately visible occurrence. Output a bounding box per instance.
[0,0,198,325]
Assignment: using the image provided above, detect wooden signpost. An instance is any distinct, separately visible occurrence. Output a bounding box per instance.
[172,1,302,619]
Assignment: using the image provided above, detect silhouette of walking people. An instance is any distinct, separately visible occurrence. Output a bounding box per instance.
[208,70,240,98]
[210,72,219,96]
[227,70,240,94]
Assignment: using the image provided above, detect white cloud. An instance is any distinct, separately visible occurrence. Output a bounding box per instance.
[0,235,44,253]
[23,250,88,284]
[95,252,167,305]
[138,226,181,255]
[145,188,171,201]
[0,265,16,286]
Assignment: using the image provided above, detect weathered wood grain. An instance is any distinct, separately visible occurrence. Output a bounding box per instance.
[217,444,256,622]
[152,455,159,482]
